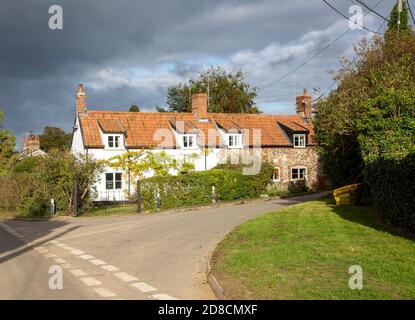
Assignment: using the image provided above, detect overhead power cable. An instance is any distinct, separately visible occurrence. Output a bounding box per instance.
[322,0,383,34]
[407,0,415,26]
[257,0,384,92]
[354,0,390,22]
[312,19,387,102]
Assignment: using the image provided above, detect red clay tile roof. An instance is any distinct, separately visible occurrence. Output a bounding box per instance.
[214,119,241,133]
[79,110,314,148]
[98,119,126,133]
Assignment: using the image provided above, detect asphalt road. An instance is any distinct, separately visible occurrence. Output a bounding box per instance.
[0,192,326,300]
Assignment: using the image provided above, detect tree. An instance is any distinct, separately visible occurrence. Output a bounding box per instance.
[314,4,415,187]
[129,104,140,112]
[387,0,410,35]
[156,106,168,113]
[165,66,260,114]
[38,149,103,213]
[39,126,72,152]
[0,110,15,175]
[106,150,195,195]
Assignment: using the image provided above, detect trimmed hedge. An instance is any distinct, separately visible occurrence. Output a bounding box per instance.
[139,163,274,211]
[365,153,415,232]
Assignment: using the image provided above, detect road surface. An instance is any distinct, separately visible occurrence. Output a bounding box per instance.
[0,192,326,300]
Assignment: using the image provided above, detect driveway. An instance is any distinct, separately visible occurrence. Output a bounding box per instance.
[0,192,326,300]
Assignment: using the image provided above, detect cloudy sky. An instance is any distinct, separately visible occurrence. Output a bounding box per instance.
[0,0,394,148]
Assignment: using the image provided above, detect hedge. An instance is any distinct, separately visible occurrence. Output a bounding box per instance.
[365,153,415,232]
[138,163,274,212]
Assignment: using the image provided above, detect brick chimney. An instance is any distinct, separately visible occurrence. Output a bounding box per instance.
[76,84,87,116]
[23,134,40,153]
[296,88,312,123]
[191,93,208,120]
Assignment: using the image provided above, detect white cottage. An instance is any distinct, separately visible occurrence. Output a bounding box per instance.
[70,84,322,201]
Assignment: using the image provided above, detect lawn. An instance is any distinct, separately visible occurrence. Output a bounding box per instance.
[210,198,415,299]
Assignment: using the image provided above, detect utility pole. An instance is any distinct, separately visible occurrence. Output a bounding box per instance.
[398,0,403,34]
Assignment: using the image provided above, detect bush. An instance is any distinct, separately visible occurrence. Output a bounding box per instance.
[138,164,274,211]
[0,151,103,217]
[0,173,50,217]
[365,153,415,232]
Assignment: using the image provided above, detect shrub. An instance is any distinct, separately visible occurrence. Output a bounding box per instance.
[0,172,50,217]
[138,164,274,211]
[365,153,415,232]
[0,151,103,217]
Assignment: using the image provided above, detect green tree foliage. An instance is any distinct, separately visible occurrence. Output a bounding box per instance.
[129,104,140,112]
[155,106,167,113]
[356,87,415,164]
[315,25,415,186]
[314,6,415,230]
[387,0,410,35]
[39,126,72,152]
[0,110,15,175]
[106,150,196,182]
[0,150,103,216]
[165,66,260,114]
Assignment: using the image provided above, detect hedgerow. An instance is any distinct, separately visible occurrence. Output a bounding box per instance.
[139,163,274,211]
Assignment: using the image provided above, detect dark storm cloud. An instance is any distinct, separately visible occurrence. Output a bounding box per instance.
[0,0,393,147]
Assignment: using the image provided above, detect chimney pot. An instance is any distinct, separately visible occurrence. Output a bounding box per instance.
[296,87,312,123]
[191,93,208,120]
[76,84,87,116]
[23,134,41,153]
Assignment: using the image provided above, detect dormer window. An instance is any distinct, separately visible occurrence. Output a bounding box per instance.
[293,134,306,148]
[183,135,195,149]
[228,134,242,148]
[108,135,121,149]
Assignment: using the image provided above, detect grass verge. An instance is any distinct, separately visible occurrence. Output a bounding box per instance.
[210,198,415,299]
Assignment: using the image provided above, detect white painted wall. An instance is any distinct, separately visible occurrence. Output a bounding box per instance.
[70,117,222,201]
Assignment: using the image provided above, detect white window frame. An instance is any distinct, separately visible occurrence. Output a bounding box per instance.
[105,172,122,190]
[227,134,242,148]
[182,134,196,149]
[291,167,307,181]
[107,135,121,149]
[293,134,306,148]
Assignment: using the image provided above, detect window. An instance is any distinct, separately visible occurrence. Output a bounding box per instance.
[105,173,113,190]
[183,135,195,148]
[293,134,306,148]
[108,135,120,148]
[272,167,280,181]
[291,167,307,180]
[106,173,122,190]
[228,134,241,148]
[115,173,122,189]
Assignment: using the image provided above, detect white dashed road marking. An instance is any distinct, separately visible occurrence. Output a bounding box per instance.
[70,269,88,277]
[94,288,117,298]
[90,259,106,266]
[152,293,178,300]
[101,265,119,272]
[131,282,157,293]
[80,254,94,260]
[70,249,85,255]
[114,272,138,282]
[0,223,179,301]
[80,277,102,287]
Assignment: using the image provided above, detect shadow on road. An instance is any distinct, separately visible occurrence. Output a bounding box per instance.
[0,220,81,264]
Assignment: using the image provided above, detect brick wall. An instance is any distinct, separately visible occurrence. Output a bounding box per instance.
[216,146,324,191]
[263,147,321,191]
